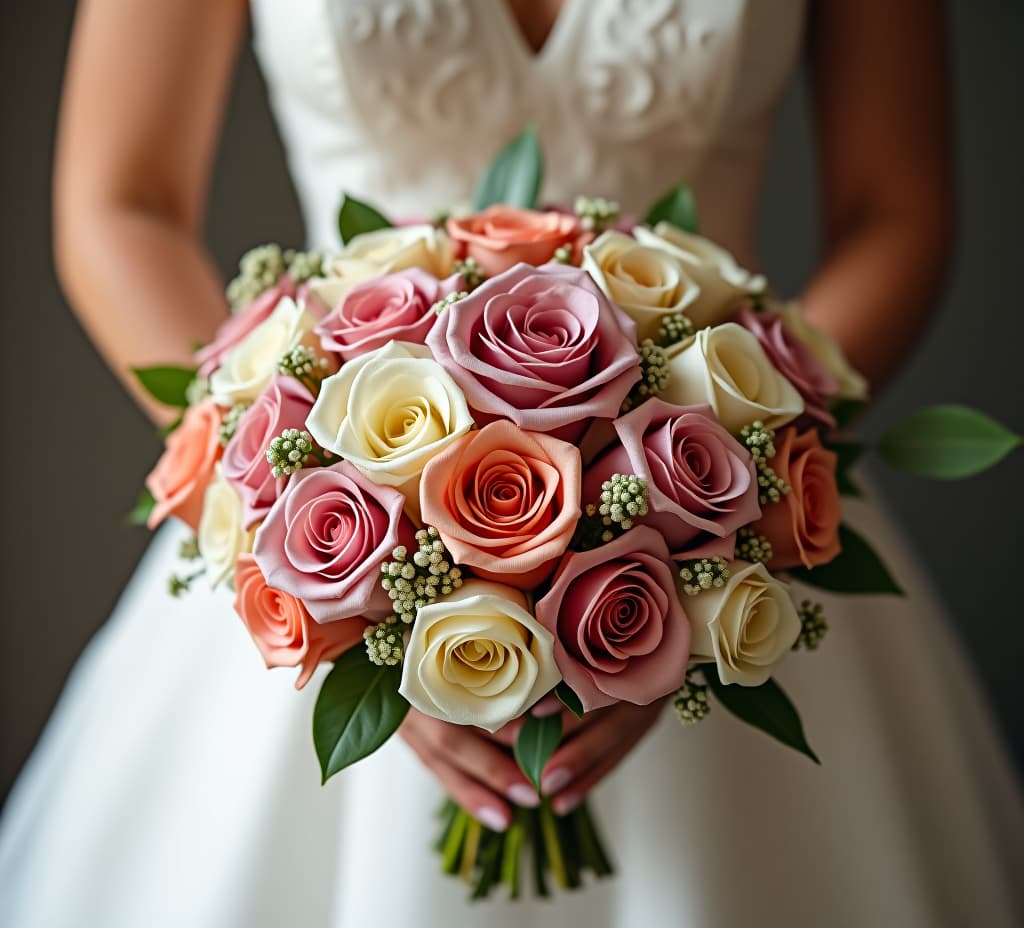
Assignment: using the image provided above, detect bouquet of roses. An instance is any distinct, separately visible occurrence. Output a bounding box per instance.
[132,129,1021,899]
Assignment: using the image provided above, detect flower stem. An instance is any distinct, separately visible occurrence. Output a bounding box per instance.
[440,808,469,874]
[539,799,569,889]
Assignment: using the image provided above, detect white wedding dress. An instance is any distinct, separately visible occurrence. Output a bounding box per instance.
[2,2,1022,925]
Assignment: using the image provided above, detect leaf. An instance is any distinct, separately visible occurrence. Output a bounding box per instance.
[704,669,820,764]
[878,404,1022,480]
[831,398,866,431]
[127,487,155,526]
[514,712,563,792]
[554,683,584,719]
[337,194,393,245]
[473,126,544,210]
[828,441,865,497]
[313,646,409,783]
[131,366,196,408]
[643,184,699,233]
[789,524,903,595]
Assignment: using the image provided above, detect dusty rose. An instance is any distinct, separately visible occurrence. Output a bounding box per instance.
[419,420,582,589]
[252,460,414,623]
[426,263,640,442]
[145,399,223,531]
[447,206,583,277]
[221,376,315,529]
[584,399,760,559]
[316,269,462,362]
[754,428,842,570]
[535,527,691,712]
[234,554,368,690]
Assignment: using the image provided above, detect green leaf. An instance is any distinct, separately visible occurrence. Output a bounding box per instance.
[878,404,1022,479]
[828,441,865,497]
[127,487,155,526]
[643,184,699,233]
[337,194,393,245]
[131,366,196,408]
[704,669,820,764]
[554,683,584,719]
[473,126,544,210]
[789,523,903,595]
[313,646,409,783]
[831,398,866,431]
[514,712,562,792]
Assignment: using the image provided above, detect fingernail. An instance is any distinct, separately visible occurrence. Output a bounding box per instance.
[476,806,509,832]
[540,767,571,795]
[507,783,541,808]
[553,792,581,816]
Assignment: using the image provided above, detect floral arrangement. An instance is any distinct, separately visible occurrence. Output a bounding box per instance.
[133,129,1021,899]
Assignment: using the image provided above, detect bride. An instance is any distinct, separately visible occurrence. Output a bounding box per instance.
[2,0,1022,925]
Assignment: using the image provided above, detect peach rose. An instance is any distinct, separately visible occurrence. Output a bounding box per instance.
[145,399,223,531]
[233,554,368,690]
[446,206,583,277]
[754,428,842,570]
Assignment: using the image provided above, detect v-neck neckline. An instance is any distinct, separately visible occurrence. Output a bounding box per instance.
[497,0,578,66]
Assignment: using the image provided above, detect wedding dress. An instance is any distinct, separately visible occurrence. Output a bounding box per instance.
[2,2,1022,925]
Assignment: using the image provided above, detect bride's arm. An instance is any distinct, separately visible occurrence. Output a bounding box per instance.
[800,0,954,390]
[54,0,248,424]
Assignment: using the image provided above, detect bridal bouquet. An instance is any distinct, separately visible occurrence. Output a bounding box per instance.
[132,129,1021,899]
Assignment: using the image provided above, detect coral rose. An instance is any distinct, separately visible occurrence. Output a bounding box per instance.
[447,206,582,277]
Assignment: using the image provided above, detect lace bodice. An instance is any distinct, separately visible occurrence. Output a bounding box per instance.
[250,0,806,264]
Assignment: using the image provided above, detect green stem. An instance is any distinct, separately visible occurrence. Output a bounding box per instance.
[529,806,550,898]
[470,830,504,900]
[500,809,526,900]
[539,799,569,890]
[459,817,482,882]
[574,801,614,878]
[554,805,583,889]
[440,809,469,875]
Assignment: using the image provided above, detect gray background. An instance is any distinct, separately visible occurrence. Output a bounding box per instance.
[1,2,1021,803]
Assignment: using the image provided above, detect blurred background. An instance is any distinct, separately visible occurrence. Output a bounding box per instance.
[1,2,1021,803]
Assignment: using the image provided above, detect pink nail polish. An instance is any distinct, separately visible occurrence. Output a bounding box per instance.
[540,767,571,795]
[553,792,581,816]
[476,806,509,832]
[507,783,541,808]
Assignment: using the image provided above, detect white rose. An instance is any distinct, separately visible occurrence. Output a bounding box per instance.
[582,230,700,341]
[209,297,318,405]
[305,341,474,505]
[633,222,765,329]
[685,560,800,686]
[777,302,869,402]
[662,322,804,432]
[198,466,254,590]
[399,579,562,732]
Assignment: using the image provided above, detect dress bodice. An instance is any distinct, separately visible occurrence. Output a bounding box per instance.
[249,0,806,264]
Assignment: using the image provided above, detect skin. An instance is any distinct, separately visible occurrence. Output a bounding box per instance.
[54,0,953,830]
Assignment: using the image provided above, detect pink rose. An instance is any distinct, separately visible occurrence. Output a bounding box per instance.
[583,399,761,559]
[734,306,838,428]
[419,419,582,589]
[446,206,583,277]
[145,399,223,531]
[315,269,462,361]
[754,427,842,570]
[252,461,414,623]
[234,554,368,690]
[535,526,691,712]
[426,263,641,443]
[221,375,315,529]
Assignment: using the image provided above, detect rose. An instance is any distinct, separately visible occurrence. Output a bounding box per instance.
[753,427,842,570]
[305,341,474,508]
[734,306,838,428]
[252,460,414,623]
[426,263,640,442]
[197,465,254,589]
[582,230,700,341]
[315,269,462,362]
[233,554,368,690]
[584,399,760,559]
[685,560,800,686]
[145,399,223,531]
[419,419,582,589]
[777,302,869,402]
[633,222,765,328]
[399,579,561,732]
[446,206,583,277]
[221,375,315,529]
[661,322,804,433]
[209,297,320,406]
[535,527,691,712]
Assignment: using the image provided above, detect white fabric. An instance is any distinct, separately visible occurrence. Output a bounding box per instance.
[2,1,1022,925]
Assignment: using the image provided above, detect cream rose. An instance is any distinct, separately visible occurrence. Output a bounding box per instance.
[209,297,318,405]
[685,560,800,686]
[777,301,869,402]
[399,579,561,732]
[662,322,804,432]
[198,465,254,590]
[633,222,765,328]
[582,230,700,341]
